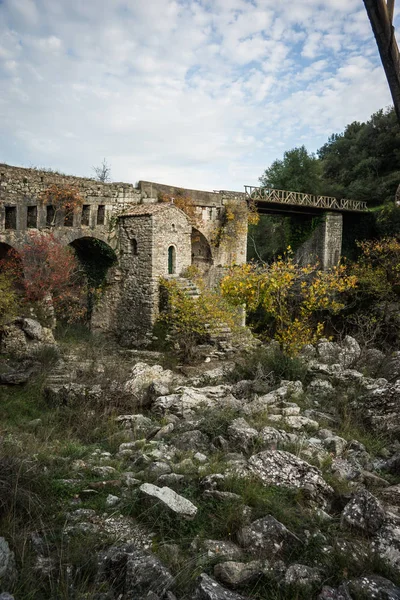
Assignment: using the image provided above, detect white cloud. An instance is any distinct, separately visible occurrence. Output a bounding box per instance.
[0,0,394,190]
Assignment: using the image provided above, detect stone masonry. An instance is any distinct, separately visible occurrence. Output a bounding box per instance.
[0,164,247,344]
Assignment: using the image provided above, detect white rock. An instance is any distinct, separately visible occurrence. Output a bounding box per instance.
[139,483,198,519]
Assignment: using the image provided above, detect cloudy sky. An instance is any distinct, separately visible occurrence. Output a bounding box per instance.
[0,0,396,191]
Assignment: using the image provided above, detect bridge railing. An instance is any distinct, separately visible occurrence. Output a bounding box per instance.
[244,186,368,212]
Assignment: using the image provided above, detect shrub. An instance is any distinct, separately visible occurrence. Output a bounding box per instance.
[158,278,242,361]
[221,251,356,355]
[2,232,87,323]
[0,273,19,325]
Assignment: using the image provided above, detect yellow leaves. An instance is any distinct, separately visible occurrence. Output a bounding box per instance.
[221,251,355,356]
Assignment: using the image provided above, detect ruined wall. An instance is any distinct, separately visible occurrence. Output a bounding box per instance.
[0,163,141,252]
[114,205,191,345]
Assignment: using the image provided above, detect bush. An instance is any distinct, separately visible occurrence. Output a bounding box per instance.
[221,251,356,355]
[0,273,19,325]
[231,345,308,384]
[158,278,242,361]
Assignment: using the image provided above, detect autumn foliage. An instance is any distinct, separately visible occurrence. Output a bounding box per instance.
[2,233,87,323]
[40,184,83,225]
[221,250,357,355]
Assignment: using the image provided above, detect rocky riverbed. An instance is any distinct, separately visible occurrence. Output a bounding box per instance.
[1,323,400,599]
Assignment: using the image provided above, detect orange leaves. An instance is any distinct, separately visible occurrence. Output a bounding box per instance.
[39,184,83,222]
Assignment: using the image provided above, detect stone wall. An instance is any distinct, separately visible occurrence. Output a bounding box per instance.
[295,212,343,270]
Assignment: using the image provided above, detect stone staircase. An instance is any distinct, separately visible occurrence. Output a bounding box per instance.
[165,276,200,299]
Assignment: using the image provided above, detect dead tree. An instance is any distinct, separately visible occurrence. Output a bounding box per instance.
[363,0,400,122]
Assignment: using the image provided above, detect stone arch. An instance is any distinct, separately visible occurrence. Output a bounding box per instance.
[68,236,118,288]
[54,229,118,252]
[0,241,19,264]
[68,236,119,330]
[191,228,213,272]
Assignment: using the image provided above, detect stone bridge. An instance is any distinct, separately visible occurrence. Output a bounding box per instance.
[0,164,247,344]
[0,164,360,344]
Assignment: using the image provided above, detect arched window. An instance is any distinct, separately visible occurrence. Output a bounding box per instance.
[131,239,138,255]
[168,245,176,274]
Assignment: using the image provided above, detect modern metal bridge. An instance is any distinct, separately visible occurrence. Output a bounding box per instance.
[244,185,368,215]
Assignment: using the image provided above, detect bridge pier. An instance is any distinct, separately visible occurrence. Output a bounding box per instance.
[295,211,343,269]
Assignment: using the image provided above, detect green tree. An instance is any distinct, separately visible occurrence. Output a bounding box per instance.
[259,146,322,194]
[319,108,400,206]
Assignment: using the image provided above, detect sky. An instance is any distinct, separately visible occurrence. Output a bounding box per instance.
[0,0,397,191]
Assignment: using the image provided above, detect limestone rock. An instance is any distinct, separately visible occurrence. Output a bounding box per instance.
[44,382,103,406]
[341,489,385,534]
[0,538,17,590]
[124,362,180,400]
[193,573,248,600]
[153,385,241,418]
[248,450,334,507]
[258,426,300,448]
[284,563,323,588]
[381,351,400,382]
[347,574,400,599]
[214,561,262,587]
[373,521,400,574]
[355,381,400,436]
[139,483,197,519]
[307,379,335,400]
[316,339,341,365]
[171,430,209,452]
[243,381,303,416]
[115,414,154,437]
[318,586,352,600]
[192,539,244,562]
[237,515,301,558]
[97,544,173,599]
[0,324,27,355]
[227,419,258,453]
[19,318,44,340]
[338,336,361,368]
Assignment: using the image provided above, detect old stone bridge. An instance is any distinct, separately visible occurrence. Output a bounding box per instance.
[0,164,365,344]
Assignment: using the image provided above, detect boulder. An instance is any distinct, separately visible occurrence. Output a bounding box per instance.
[44,383,103,407]
[139,483,197,519]
[191,539,244,562]
[171,430,210,452]
[243,381,303,416]
[193,573,248,600]
[97,544,173,599]
[19,318,44,341]
[380,351,400,382]
[153,385,241,418]
[347,574,400,599]
[227,419,258,453]
[0,538,17,590]
[373,521,400,574]
[284,563,323,588]
[124,362,181,402]
[338,336,361,368]
[115,414,154,437]
[237,515,301,558]
[316,339,341,364]
[214,561,262,587]
[248,450,334,508]
[341,490,386,535]
[354,381,400,436]
[318,586,352,600]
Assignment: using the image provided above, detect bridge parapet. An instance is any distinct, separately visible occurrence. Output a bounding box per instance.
[245,186,368,212]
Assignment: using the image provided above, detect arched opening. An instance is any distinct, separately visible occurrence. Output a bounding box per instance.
[131,239,138,256]
[168,246,176,275]
[191,228,213,273]
[0,242,17,265]
[69,237,118,322]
